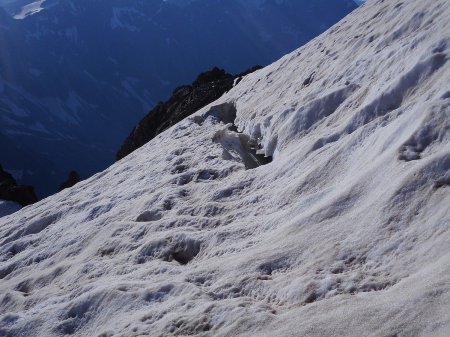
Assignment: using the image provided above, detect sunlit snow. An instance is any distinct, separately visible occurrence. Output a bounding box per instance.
[0,0,449,336]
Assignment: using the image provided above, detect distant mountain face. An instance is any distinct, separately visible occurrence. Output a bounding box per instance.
[0,0,356,197]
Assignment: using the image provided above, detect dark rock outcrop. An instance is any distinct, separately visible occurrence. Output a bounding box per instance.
[58,171,81,192]
[0,165,38,206]
[116,66,262,160]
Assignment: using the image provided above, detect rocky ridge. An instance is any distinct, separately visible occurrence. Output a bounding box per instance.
[117,66,262,160]
[0,165,37,206]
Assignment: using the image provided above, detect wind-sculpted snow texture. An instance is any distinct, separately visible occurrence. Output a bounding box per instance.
[1,0,450,336]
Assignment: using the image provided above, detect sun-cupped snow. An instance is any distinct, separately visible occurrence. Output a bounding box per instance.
[1,0,449,336]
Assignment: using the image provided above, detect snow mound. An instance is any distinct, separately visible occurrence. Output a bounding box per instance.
[1,0,450,336]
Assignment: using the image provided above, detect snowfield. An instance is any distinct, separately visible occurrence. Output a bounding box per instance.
[13,0,45,20]
[1,0,450,336]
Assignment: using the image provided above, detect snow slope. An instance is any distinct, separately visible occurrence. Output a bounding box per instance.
[0,0,356,198]
[0,0,449,336]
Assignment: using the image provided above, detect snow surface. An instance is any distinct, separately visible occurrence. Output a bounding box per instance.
[13,0,45,20]
[1,0,450,336]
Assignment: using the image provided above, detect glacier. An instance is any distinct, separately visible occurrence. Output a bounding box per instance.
[0,0,449,336]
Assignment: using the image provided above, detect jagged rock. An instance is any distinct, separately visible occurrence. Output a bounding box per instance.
[58,171,81,192]
[116,66,262,160]
[0,165,38,206]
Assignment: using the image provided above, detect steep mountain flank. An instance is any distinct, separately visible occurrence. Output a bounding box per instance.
[0,1,449,336]
[0,0,356,196]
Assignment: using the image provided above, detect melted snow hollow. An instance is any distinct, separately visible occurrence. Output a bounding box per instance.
[1,0,450,336]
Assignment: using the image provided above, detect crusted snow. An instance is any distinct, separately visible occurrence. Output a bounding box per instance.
[1,0,450,336]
